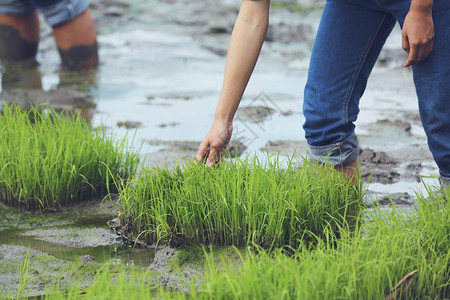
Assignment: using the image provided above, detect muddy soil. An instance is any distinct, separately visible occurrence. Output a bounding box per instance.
[142,139,247,168]
[21,228,118,248]
[261,117,434,187]
[1,87,93,108]
[147,246,243,292]
[0,200,152,296]
[147,246,203,292]
[0,245,95,298]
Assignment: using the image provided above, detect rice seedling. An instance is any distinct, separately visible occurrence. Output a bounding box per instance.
[0,104,139,210]
[37,264,161,300]
[119,155,361,248]
[198,191,449,299]
[15,248,33,300]
[29,186,449,299]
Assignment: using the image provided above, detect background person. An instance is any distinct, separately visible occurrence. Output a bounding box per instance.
[0,0,98,70]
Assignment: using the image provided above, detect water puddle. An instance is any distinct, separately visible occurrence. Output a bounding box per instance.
[0,209,154,267]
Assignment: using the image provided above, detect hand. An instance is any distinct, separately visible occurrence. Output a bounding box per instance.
[402,8,434,67]
[196,120,233,166]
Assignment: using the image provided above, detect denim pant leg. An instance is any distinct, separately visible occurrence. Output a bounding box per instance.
[410,0,450,187]
[303,0,395,166]
[0,0,36,15]
[37,0,90,26]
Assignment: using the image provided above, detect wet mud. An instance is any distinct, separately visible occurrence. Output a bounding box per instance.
[108,217,148,247]
[0,86,96,123]
[261,140,309,157]
[235,106,276,123]
[117,120,142,129]
[0,87,94,109]
[21,228,118,248]
[0,245,93,298]
[142,139,247,168]
[146,246,241,292]
[0,200,152,296]
[147,246,194,291]
[359,148,400,184]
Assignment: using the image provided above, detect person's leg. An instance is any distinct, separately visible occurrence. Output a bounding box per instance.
[52,9,98,70]
[37,0,98,70]
[303,0,395,180]
[0,0,39,61]
[406,0,450,190]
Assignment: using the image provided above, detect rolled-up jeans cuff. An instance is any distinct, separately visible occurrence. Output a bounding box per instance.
[0,0,36,15]
[308,132,359,166]
[39,0,90,26]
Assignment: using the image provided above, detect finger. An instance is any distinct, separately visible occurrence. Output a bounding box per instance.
[416,47,427,64]
[404,43,418,67]
[428,39,434,56]
[207,147,218,167]
[196,142,210,163]
[218,148,226,163]
[402,31,410,56]
[417,40,434,63]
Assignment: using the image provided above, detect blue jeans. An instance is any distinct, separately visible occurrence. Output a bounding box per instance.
[303,0,450,183]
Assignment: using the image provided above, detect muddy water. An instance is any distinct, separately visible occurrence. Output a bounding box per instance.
[0,203,154,267]
[0,227,154,267]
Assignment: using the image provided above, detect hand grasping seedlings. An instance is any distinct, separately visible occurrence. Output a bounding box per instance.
[196,120,233,166]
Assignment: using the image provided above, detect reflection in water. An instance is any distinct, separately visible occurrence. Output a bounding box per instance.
[111,245,155,267]
[0,60,99,124]
[58,68,99,93]
[1,59,42,91]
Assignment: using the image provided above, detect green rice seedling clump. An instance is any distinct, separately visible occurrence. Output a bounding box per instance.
[34,264,161,300]
[188,192,450,299]
[119,155,361,247]
[0,104,139,209]
[17,187,450,299]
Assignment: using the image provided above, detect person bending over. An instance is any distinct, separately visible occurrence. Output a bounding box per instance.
[196,0,449,189]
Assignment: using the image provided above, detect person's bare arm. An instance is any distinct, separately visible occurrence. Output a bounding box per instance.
[402,0,434,67]
[196,0,270,165]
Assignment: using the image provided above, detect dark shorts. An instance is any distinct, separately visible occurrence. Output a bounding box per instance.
[0,0,90,26]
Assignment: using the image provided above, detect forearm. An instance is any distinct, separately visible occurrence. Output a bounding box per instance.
[215,0,270,123]
[409,0,433,13]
